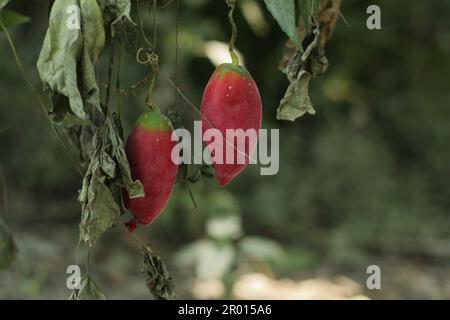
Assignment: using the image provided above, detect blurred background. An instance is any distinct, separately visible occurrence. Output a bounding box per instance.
[1,0,450,299]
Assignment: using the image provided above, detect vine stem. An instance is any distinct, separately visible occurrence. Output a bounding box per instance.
[225,0,239,65]
[145,73,156,109]
[137,49,159,109]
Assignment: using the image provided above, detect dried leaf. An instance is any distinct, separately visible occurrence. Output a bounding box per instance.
[37,0,105,125]
[65,123,95,168]
[317,0,342,49]
[277,0,340,122]
[277,70,315,121]
[115,20,138,55]
[70,276,106,300]
[79,116,144,247]
[98,0,135,35]
[79,170,121,246]
[142,245,176,300]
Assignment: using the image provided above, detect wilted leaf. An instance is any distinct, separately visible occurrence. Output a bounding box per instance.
[142,245,176,300]
[70,276,106,300]
[0,0,10,11]
[277,24,328,122]
[115,20,138,55]
[80,0,106,122]
[79,115,143,247]
[0,10,30,32]
[264,0,302,50]
[79,170,121,246]
[37,0,105,125]
[65,123,95,168]
[98,0,135,35]
[277,70,315,121]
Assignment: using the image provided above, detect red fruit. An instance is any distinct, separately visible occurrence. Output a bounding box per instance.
[200,63,262,186]
[123,109,178,228]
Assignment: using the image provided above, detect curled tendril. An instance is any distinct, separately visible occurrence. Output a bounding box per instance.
[136,48,159,109]
[136,48,160,72]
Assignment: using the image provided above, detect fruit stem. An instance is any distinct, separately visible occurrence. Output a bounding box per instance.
[137,48,160,110]
[145,73,156,110]
[225,0,239,66]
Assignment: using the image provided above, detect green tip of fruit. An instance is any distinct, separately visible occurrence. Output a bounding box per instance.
[136,109,173,132]
[215,63,250,78]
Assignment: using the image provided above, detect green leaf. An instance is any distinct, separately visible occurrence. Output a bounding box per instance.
[142,245,176,300]
[37,0,105,125]
[298,0,320,33]
[70,276,106,300]
[264,0,302,50]
[0,10,30,32]
[0,0,10,11]
[276,70,315,121]
[298,0,312,33]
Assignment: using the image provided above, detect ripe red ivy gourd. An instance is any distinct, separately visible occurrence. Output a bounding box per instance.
[200,63,262,186]
[123,108,179,231]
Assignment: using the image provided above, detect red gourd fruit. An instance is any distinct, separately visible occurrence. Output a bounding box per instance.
[200,63,262,186]
[123,109,178,231]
